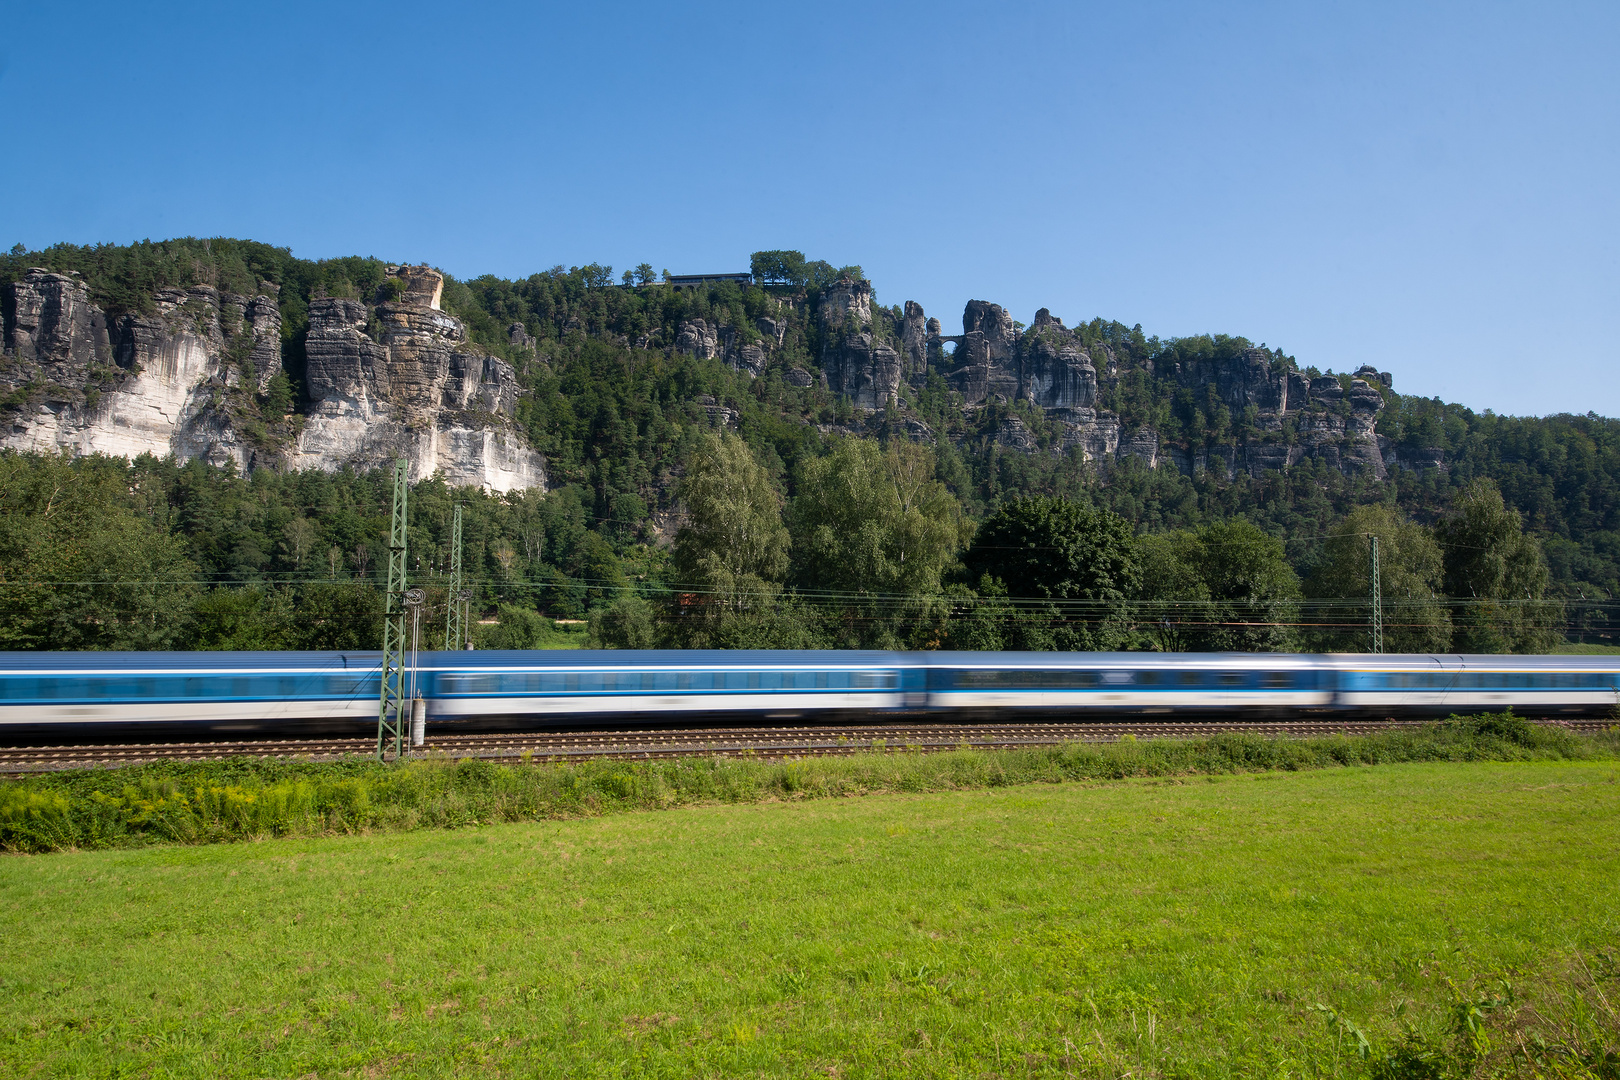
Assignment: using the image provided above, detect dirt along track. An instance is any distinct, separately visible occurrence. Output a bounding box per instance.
[2,716,1614,774]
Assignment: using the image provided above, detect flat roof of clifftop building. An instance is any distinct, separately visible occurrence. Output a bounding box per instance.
[664,272,753,289]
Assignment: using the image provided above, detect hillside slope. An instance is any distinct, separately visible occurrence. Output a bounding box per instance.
[4,238,1619,609]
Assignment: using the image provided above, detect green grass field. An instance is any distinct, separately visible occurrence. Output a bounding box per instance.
[3,760,1617,1078]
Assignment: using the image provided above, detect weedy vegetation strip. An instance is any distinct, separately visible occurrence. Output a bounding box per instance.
[2,712,1615,853]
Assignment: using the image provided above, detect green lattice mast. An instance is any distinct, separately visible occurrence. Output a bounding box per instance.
[444,503,465,651]
[377,457,410,760]
[1369,534,1383,654]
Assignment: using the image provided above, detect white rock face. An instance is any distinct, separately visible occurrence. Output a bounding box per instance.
[91,335,222,457]
[435,426,548,490]
[285,415,546,490]
[1,272,255,470]
[1,266,547,494]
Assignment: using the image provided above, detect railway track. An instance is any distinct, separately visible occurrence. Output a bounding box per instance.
[1,717,1612,774]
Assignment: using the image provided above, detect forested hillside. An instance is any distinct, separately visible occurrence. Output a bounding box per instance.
[2,238,1617,652]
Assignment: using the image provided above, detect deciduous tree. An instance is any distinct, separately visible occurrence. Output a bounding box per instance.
[1306,504,1450,652]
[957,495,1139,651]
[669,433,790,644]
[1136,521,1300,652]
[1435,480,1560,652]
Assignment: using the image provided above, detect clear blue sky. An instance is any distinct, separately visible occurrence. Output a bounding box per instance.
[4,1,1615,416]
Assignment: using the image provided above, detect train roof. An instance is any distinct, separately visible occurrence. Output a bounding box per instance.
[0,651,381,672]
[3,650,1616,673]
[1321,653,1620,671]
[923,651,1323,669]
[418,649,901,668]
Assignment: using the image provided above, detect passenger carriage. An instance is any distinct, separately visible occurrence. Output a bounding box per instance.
[1324,654,1620,716]
[923,652,1331,715]
[0,651,382,736]
[422,650,920,727]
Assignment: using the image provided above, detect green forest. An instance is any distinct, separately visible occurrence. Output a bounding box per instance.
[1,238,1617,653]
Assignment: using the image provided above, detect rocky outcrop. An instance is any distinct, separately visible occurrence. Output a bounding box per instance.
[917,296,1393,478]
[674,319,719,360]
[945,300,1020,404]
[733,343,767,378]
[1309,375,1343,405]
[1115,427,1163,468]
[242,293,284,394]
[1022,312,1097,413]
[4,258,1414,492]
[940,302,1102,415]
[1168,345,1289,412]
[1355,364,1393,389]
[286,266,544,490]
[900,300,929,379]
[694,394,739,428]
[1382,439,1446,473]
[672,317,769,378]
[1,265,546,492]
[1056,412,1121,461]
[0,269,279,470]
[817,277,903,409]
[3,268,111,368]
[386,264,443,308]
[756,317,785,348]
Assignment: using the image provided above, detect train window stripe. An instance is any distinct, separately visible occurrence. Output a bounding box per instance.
[428,669,902,696]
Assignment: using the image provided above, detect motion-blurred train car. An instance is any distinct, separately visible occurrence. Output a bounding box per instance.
[1323,653,1620,716]
[922,651,1331,716]
[0,651,382,740]
[421,649,922,730]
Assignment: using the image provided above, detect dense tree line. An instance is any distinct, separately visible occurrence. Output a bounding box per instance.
[589,436,1559,653]
[0,443,1567,654]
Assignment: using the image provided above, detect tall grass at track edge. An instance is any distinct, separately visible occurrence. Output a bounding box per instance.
[3,712,1617,854]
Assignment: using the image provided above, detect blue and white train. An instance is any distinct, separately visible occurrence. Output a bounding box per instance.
[2,650,1617,739]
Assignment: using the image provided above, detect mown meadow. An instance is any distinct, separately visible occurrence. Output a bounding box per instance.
[1,757,1617,1078]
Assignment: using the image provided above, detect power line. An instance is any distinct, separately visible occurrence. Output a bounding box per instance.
[0,580,1588,615]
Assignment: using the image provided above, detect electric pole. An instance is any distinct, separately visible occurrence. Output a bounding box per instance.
[406,587,426,750]
[444,503,466,651]
[377,457,409,761]
[1370,534,1383,654]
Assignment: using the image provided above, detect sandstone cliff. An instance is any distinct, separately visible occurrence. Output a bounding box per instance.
[815,289,1397,480]
[816,278,904,410]
[0,265,545,492]
[1,249,1419,493]
[653,275,1401,480]
[0,268,282,471]
[286,267,544,490]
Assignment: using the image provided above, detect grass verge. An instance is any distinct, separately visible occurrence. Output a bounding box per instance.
[3,712,1616,855]
[0,761,1616,1077]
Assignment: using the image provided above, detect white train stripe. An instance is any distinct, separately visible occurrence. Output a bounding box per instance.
[1337,692,1616,706]
[3,700,376,724]
[430,692,904,716]
[929,691,1334,708]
